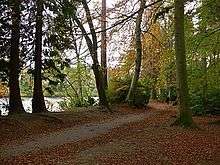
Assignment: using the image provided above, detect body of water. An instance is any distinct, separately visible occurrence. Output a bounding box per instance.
[0,97,64,116]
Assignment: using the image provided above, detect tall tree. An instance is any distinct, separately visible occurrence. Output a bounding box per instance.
[74,0,110,111]
[126,0,146,102]
[101,0,107,89]
[32,0,47,113]
[173,0,193,126]
[8,0,25,114]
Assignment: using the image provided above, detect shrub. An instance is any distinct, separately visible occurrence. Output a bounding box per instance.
[127,86,150,108]
[190,93,204,116]
[157,87,177,103]
[108,76,150,107]
[206,89,220,115]
[157,88,168,102]
[58,96,96,110]
[190,88,220,115]
[108,76,130,103]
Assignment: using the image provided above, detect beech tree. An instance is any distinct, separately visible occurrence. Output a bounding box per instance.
[173,0,193,126]
[126,0,146,102]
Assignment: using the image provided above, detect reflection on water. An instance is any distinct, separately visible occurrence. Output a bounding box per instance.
[0,97,64,116]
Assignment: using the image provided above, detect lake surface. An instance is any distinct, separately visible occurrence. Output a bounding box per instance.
[0,97,64,116]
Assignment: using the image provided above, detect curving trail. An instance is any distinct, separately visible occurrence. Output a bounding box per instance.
[0,112,148,158]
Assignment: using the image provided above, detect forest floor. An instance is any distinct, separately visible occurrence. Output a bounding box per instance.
[0,101,220,164]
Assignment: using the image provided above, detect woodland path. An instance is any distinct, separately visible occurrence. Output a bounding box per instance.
[1,102,219,164]
[0,111,149,158]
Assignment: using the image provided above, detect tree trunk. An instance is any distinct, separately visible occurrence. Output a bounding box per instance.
[74,0,110,110]
[202,57,207,113]
[8,0,25,114]
[92,58,109,108]
[126,0,146,102]
[32,0,47,113]
[101,0,107,89]
[173,0,193,127]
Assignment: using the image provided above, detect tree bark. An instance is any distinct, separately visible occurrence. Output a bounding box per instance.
[8,0,25,114]
[126,0,146,102]
[32,0,47,113]
[101,0,108,89]
[173,0,193,126]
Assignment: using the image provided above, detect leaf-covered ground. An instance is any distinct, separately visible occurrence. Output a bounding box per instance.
[0,102,220,164]
[0,106,138,146]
